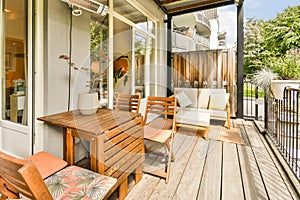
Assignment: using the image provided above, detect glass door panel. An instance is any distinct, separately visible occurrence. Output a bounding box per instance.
[2,0,28,125]
[134,33,146,98]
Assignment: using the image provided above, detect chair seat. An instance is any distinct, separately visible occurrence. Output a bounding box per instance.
[44,166,117,200]
[144,126,173,143]
[147,117,173,129]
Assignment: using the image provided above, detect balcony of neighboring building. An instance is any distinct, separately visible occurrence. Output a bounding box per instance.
[172,30,196,52]
[193,34,210,50]
[218,31,227,48]
[195,12,211,37]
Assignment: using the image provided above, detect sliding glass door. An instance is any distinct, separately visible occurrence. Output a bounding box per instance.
[0,0,33,157]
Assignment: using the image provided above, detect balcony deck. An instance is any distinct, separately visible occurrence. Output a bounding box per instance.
[124,119,298,200]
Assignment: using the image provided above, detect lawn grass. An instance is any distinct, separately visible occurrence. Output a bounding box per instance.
[243,83,264,98]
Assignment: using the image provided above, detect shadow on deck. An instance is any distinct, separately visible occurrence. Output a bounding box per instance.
[124,119,298,200]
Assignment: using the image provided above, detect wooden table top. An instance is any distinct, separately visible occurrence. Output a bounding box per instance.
[38,109,140,135]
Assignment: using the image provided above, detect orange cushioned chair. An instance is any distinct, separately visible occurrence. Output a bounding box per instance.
[0,151,116,200]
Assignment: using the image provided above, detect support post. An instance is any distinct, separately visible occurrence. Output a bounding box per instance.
[167,15,172,97]
[236,3,244,118]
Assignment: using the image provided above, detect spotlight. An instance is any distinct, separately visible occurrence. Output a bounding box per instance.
[72,6,82,16]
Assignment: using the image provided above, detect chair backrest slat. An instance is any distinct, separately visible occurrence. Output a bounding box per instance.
[116,94,141,113]
[143,96,177,129]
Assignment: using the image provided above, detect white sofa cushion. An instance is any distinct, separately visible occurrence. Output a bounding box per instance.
[198,89,210,108]
[174,88,198,107]
[208,89,227,110]
[176,91,192,107]
[197,108,228,119]
[178,107,227,119]
[209,93,226,110]
[176,109,210,127]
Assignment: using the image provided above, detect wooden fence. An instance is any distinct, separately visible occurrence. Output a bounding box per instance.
[172,48,237,116]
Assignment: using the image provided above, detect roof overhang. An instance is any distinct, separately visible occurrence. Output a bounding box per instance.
[153,0,236,16]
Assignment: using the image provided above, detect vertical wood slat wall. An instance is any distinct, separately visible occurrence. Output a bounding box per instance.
[172,48,236,117]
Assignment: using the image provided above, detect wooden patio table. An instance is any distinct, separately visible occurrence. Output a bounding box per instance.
[38,108,144,200]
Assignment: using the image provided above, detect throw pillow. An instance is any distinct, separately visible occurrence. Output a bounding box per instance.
[209,93,226,110]
[176,91,192,107]
[198,89,210,108]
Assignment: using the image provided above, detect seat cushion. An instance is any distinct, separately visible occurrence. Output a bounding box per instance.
[197,108,227,119]
[176,109,210,127]
[44,166,117,200]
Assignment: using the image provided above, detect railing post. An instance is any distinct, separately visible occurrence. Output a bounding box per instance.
[255,86,258,120]
[264,92,268,130]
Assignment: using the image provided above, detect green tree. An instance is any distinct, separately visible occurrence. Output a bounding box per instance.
[244,18,264,74]
[262,5,300,55]
[244,5,300,79]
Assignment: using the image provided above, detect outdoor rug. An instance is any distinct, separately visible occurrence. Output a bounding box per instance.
[208,125,245,145]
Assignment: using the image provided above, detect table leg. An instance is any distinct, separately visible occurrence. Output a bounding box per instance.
[96,136,105,174]
[64,128,74,165]
[119,178,128,200]
[90,137,97,172]
[135,164,143,183]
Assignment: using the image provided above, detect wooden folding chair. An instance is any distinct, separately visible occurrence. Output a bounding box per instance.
[115,94,141,113]
[0,151,116,200]
[142,96,177,183]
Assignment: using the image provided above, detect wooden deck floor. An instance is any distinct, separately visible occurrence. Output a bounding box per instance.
[124,119,298,200]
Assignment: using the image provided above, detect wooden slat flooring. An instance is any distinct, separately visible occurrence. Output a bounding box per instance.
[124,119,298,200]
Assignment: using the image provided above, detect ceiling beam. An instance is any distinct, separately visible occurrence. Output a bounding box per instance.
[170,0,234,16]
[152,0,168,14]
[161,0,183,6]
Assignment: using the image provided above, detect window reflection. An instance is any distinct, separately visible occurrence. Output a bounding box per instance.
[135,34,146,97]
[90,13,109,107]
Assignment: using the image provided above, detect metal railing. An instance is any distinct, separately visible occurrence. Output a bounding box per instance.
[193,34,210,48]
[266,87,300,180]
[243,79,264,120]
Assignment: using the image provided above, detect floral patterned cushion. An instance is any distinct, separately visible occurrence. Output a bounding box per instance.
[44,166,117,200]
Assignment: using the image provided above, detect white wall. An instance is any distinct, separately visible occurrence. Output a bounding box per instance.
[209,19,219,49]
[36,0,167,159]
[41,1,90,159]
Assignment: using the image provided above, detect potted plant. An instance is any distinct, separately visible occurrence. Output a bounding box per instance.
[269,49,300,99]
[59,55,101,115]
[251,68,279,97]
[252,68,300,100]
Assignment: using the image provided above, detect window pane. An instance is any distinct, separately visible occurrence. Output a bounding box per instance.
[2,0,28,125]
[135,34,146,98]
[90,13,109,108]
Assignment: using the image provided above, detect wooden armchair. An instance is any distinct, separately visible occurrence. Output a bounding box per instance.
[142,96,177,183]
[115,94,141,113]
[0,151,116,200]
